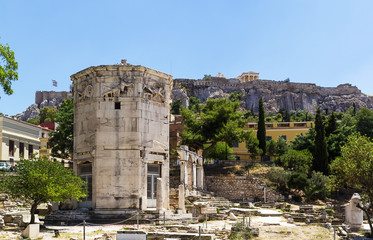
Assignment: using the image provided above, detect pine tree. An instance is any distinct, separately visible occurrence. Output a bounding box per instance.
[257,97,266,156]
[314,107,328,174]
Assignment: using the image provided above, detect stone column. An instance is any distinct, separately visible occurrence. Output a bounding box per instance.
[192,164,197,189]
[141,163,147,210]
[178,184,186,213]
[180,161,186,185]
[196,166,204,190]
[156,178,164,211]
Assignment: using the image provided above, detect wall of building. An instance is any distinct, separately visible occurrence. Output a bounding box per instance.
[35,91,72,106]
[72,63,172,211]
[232,122,313,161]
[0,116,41,164]
[205,175,284,202]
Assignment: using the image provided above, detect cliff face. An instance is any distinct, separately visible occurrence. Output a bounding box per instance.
[172,78,373,114]
[13,91,72,121]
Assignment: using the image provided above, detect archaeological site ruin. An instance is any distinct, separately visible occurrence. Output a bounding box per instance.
[71,60,173,213]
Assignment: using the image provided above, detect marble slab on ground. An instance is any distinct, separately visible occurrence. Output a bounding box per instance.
[259,209,283,216]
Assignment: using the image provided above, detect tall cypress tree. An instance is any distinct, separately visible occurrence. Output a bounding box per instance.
[257,97,266,157]
[314,107,328,174]
[325,111,337,137]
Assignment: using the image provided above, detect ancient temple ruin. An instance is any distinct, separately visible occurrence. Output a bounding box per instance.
[71,60,172,213]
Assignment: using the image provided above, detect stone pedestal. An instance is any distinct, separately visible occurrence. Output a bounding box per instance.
[22,224,39,239]
[117,230,147,240]
[178,184,185,213]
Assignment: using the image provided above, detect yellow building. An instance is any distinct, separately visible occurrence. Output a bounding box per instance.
[232,121,313,161]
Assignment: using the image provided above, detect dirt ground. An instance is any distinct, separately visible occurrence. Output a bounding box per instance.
[0,217,339,240]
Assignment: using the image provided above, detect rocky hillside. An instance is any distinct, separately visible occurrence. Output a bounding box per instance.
[13,91,72,121]
[172,77,373,114]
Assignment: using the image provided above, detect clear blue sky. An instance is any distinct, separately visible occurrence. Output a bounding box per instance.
[1,0,373,116]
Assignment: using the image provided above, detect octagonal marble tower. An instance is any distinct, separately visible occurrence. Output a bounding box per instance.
[71,60,172,212]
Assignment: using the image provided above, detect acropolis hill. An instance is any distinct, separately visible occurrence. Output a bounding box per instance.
[172,72,373,114]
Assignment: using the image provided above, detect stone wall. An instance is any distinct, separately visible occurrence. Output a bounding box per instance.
[169,176,181,189]
[35,91,71,106]
[205,175,284,202]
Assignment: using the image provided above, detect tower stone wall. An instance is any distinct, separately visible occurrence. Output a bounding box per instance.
[71,62,172,211]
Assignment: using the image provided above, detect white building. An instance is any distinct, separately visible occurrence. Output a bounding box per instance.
[0,116,41,166]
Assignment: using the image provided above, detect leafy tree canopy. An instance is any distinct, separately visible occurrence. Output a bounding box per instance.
[331,134,373,236]
[278,149,313,174]
[245,133,263,160]
[276,137,289,156]
[1,158,87,224]
[181,97,249,160]
[0,41,18,97]
[331,134,373,202]
[291,127,315,153]
[39,106,58,123]
[188,97,201,113]
[171,99,182,115]
[205,141,235,160]
[48,99,74,159]
[355,107,373,139]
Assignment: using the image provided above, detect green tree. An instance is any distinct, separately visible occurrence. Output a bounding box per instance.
[188,96,201,113]
[276,137,289,156]
[314,107,328,174]
[205,142,235,160]
[39,106,58,123]
[355,108,373,139]
[327,125,355,162]
[325,111,338,137]
[48,99,74,159]
[245,134,263,160]
[331,134,373,236]
[291,127,315,153]
[278,149,312,174]
[229,91,243,102]
[181,97,249,161]
[171,99,182,115]
[267,167,291,192]
[266,139,277,157]
[307,171,333,200]
[257,97,266,156]
[26,118,40,125]
[1,158,87,224]
[0,41,18,97]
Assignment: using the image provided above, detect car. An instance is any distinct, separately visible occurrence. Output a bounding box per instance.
[0,162,11,171]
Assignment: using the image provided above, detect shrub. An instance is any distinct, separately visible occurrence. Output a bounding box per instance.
[267,167,291,191]
[308,171,333,199]
[288,171,308,191]
[277,149,312,174]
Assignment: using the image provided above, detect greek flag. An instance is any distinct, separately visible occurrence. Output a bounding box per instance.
[52,80,58,87]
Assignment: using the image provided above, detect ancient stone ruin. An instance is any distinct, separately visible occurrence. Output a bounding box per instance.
[71,60,173,213]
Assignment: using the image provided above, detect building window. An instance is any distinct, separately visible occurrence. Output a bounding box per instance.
[280,135,287,141]
[9,140,14,157]
[29,144,33,159]
[266,136,272,141]
[115,102,121,109]
[19,142,24,158]
[232,142,239,148]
